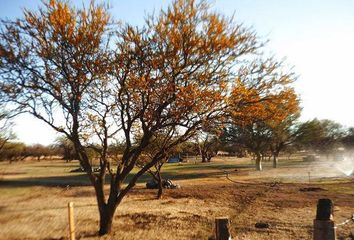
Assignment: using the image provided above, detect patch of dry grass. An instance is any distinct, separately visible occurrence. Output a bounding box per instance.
[0,158,353,239]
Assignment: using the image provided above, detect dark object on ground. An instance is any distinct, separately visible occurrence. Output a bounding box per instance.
[163,179,180,189]
[146,179,158,189]
[70,167,99,173]
[146,179,180,189]
[70,167,85,172]
[167,155,183,163]
[92,167,101,173]
[303,154,320,162]
[255,222,270,228]
[299,187,325,192]
[70,166,112,173]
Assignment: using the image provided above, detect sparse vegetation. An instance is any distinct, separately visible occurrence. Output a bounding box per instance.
[0,157,354,240]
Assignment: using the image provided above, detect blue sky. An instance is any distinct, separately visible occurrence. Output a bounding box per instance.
[1,0,354,145]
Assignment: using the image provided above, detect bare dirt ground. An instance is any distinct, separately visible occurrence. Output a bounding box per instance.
[0,157,353,240]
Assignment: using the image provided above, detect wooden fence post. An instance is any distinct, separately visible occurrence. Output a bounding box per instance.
[68,202,76,240]
[313,198,336,240]
[215,217,231,240]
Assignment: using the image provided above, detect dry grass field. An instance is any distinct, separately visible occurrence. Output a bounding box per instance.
[0,156,353,240]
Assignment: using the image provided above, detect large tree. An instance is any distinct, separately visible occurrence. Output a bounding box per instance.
[195,131,220,163]
[55,136,78,161]
[341,127,354,152]
[267,115,300,168]
[222,121,271,170]
[0,141,27,163]
[295,119,344,158]
[0,0,260,235]
[194,122,223,163]
[225,58,299,170]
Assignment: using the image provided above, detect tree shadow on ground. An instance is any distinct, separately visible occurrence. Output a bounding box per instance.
[125,169,226,184]
[0,162,251,188]
[168,162,253,171]
[0,174,91,188]
[0,170,220,188]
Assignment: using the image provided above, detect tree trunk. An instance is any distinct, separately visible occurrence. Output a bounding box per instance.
[256,154,262,171]
[272,154,278,168]
[156,170,163,199]
[98,205,115,236]
[93,178,118,236]
[201,153,207,163]
[207,153,212,162]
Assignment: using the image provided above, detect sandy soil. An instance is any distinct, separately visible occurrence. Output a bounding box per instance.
[0,158,353,240]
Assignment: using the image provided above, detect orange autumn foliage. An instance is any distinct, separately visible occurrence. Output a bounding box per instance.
[114,0,259,130]
[228,59,300,127]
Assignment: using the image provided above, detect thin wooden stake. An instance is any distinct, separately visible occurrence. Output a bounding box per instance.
[215,217,231,240]
[68,202,76,240]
